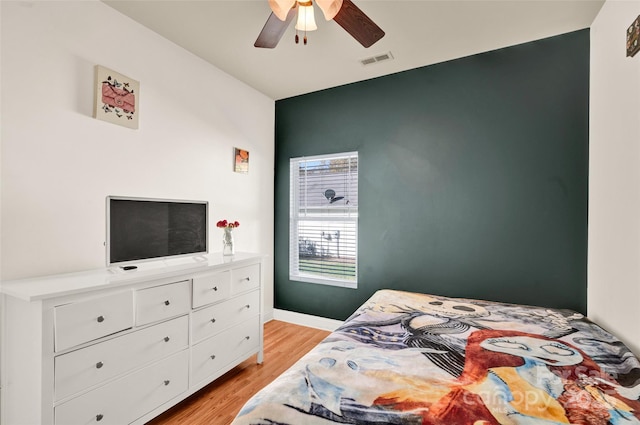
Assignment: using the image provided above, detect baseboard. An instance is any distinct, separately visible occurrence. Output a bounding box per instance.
[272,309,343,331]
[262,308,274,324]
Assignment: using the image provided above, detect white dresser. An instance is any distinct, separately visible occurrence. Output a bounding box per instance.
[0,252,264,425]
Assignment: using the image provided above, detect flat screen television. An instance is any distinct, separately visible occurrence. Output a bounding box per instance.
[106,196,208,267]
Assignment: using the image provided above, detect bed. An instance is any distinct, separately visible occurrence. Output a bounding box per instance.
[232,289,640,425]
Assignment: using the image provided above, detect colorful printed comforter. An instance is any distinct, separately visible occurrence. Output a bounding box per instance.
[232,290,640,424]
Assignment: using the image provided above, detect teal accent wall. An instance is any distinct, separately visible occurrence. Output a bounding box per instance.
[274,30,589,319]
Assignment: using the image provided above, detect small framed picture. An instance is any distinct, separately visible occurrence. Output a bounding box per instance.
[94,65,139,129]
[234,148,249,173]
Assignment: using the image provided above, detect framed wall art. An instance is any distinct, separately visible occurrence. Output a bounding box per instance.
[93,65,139,129]
[234,148,249,173]
[627,15,640,58]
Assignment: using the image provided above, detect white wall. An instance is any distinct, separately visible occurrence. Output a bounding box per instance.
[0,1,275,318]
[589,0,640,355]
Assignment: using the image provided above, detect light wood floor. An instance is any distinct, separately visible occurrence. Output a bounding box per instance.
[147,320,331,425]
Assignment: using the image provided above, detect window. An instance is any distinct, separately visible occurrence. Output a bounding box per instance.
[290,152,358,288]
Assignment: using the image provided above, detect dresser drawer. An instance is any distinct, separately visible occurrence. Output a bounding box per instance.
[135,280,190,326]
[230,264,260,295]
[191,290,259,344]
[55,315,188,401]
[54,291,134,352]
[192,270,230,308]
[191,316,260,386]
[55,349,189,425]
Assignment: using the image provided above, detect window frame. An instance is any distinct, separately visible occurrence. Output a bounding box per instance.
[289,151,358,289]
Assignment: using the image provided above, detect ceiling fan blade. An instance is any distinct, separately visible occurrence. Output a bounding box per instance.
[254,6,297,48]
[332,0,384,48]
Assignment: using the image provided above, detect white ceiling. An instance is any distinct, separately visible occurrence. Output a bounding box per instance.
[104,0,604,100]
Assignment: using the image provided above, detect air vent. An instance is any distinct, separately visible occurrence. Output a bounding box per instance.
[360,51,394,66]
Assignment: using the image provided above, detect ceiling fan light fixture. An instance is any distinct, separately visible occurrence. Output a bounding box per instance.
[315,0,343,20]
[268,0,296,21]
[295,1,318,32]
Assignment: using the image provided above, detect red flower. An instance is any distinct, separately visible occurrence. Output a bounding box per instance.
[216,219,239,228]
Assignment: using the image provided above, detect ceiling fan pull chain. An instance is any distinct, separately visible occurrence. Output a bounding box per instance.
[295,29,300,44]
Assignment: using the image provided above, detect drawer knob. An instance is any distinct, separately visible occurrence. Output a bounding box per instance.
[164,336,170,342]
[245,336,251,340]
[212,286,218,291]
[96,361,104,369]
[164,380,170,386]
[96,414,104,422]
[243,277,251,282]
[245,304,251,309]
[210,354,216,360]
[97,315,105,323]
[210,318,216,323]
[164,300,171,306]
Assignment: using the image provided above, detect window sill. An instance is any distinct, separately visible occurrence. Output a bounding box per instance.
[289,274,357,289]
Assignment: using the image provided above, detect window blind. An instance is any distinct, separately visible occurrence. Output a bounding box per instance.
[289,152,358,288]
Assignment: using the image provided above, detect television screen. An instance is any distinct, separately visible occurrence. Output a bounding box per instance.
[107,196,208,266]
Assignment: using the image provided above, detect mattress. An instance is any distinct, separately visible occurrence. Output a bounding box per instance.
[232,289,640,424]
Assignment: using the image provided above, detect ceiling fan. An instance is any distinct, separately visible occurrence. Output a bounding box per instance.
[254,0,385,49]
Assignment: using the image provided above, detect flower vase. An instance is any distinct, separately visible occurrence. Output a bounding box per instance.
[222,227,235,256]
